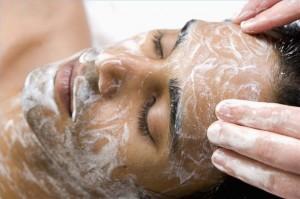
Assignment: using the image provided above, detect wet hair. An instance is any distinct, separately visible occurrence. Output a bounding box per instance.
[273,22,300,107]
[181,22,300,199]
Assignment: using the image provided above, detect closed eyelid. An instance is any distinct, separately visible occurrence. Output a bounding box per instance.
[152,30,183,59]
[153,20,195,58]
[152,31,164,58]
[172,20,195,50]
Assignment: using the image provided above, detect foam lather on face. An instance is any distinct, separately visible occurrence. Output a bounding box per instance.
[21,49,144,198]
[22,63,59,115]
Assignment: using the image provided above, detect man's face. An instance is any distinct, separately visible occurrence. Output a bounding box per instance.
[22,20,278,197]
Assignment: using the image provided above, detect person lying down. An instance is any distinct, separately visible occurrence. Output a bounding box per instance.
[0,19,299,198]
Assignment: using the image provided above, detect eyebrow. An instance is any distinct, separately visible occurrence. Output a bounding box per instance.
[168,78,182,153]
[173,19,196,50]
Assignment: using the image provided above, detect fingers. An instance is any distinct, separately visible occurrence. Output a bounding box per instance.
[233,0,281,24]
[215,99,300,140]
[235,0,300,33]
[207,121,300,175]
[211,149,300,199]
[210,98,300,198]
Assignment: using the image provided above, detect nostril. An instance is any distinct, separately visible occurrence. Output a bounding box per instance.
[98,75,122,98]
[98,62,126,98]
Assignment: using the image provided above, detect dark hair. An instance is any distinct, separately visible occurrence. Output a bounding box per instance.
[181,176,280,199]
[182,21,300,199]
[274,22,300,107]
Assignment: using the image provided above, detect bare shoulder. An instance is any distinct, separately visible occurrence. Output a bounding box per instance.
[0,0,91,97]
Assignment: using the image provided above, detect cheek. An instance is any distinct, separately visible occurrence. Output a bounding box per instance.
[69,103,134,190]
[74,97,132,136]
[71,98,131,168]
[74,99,131,151]
[122,136,173,193]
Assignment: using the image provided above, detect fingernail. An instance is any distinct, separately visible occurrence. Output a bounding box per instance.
[211,150,227,171]
[233,10,255,22]
[241,19,257,32]
[207,122,222,144]
[215,100,239,121]
[232,11,241,21]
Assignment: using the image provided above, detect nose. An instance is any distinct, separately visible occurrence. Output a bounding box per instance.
[95,52,167,99]
[96,54,128,98]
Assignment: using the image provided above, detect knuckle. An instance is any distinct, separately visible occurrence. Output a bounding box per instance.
[254,136,274,162]
[265,172,278,194]
[271,107,290,130]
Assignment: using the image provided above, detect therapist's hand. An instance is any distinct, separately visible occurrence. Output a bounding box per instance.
[207,99,300,199]
[232,0,300,33]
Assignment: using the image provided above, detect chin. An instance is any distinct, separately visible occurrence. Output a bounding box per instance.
[22,63,59,118]
[21,61,74,164]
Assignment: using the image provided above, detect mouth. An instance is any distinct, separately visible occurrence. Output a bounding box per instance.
[54,49,100,118]
[43,48,101,119]
[55,59,80,116]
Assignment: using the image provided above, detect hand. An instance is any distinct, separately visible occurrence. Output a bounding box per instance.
[232,0,300,33]
[207,99,300,199]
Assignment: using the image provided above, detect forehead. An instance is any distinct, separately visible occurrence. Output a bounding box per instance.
[173,21,277,101]
[169,20,278,159]
[173,21,274,73]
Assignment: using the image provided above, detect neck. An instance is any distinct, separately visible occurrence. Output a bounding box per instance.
[0,94,89,198]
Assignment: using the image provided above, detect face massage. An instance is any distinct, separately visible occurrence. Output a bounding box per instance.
[1,0,300,198]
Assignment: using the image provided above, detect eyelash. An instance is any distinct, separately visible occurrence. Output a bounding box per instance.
[152,31,164,58]
[138,95,156,141]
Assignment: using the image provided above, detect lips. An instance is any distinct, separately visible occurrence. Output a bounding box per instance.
[54,49,100,117]
[55,58,83,116]
[55,60,79,116]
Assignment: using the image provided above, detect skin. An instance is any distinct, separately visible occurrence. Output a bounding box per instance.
[208,100,300,199]
[1,0,298,197]
[232,0,300,33]
[0,0,91,100]
[1,19,281,198]
[207,1,300,198]
[0,0,91,198]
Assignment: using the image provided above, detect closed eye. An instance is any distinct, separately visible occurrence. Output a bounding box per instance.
[152,31,164,59]
[138,95,156,142]
[151,20,194,59]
